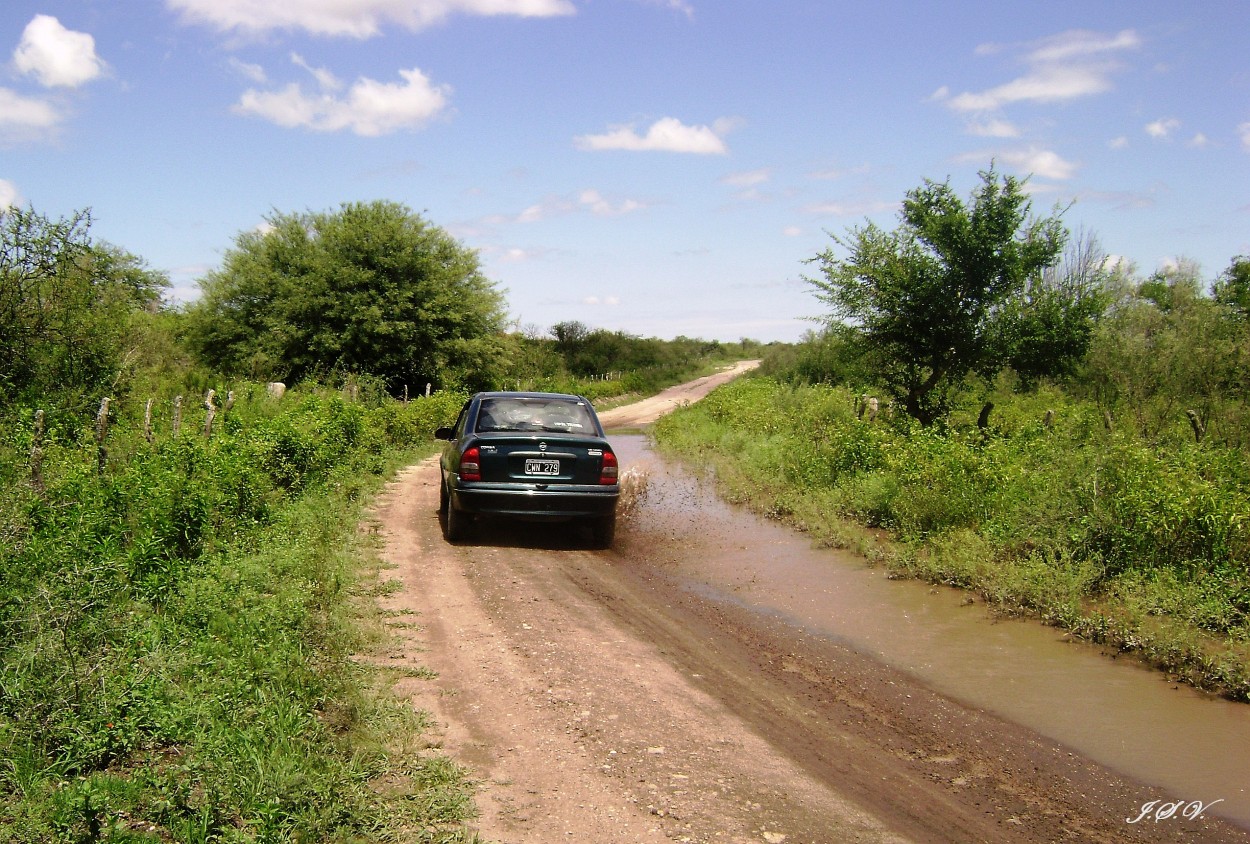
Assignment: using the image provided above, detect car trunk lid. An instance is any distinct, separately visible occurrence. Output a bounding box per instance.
[475,436,612,485]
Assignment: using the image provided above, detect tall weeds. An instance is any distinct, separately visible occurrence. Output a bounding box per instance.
[0,385,476,842]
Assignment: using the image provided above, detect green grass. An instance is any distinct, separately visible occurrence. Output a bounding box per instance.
[651,376,1250,700]
[0,386,479,842]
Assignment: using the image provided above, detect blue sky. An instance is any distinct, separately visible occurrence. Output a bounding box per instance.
[2,1,1248,342]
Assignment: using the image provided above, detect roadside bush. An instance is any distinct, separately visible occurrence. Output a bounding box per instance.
[1078,438,1250,580]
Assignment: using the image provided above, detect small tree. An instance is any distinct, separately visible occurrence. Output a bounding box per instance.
[806,167,1079,424]
[1136,258,1203,313]
[185,201,507,391]
[1213,255,1250,319]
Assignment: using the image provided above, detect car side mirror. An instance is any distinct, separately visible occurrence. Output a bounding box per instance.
[434,426,454,441]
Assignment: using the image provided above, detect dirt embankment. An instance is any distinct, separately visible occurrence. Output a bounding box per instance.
[367,369,1248,844]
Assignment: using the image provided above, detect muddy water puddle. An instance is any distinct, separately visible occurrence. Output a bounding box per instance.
[610,434,1250,829]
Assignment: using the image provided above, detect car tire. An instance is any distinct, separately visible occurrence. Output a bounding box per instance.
[438,474,449,515]
[590,513,616,549]
[444,496,472,542]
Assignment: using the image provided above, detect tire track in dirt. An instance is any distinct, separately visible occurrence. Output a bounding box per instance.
[370,459,904,843]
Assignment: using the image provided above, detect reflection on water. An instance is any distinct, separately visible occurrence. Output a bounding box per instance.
[610,434,1250,829]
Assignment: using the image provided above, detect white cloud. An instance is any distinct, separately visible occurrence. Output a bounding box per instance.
[490,189,648,224]
[0,87,62,142]
[1019,180,1061,196]
[782,225,803,237]
[1145,117,1180,139]
[499,247,538,263]
[944,29,1138,114]
[808,164,871,180]
[1076,189,1156,211]
[803,199,897,218]
[1187,133,1209,149]
[578,189,646,217]
[720,168,782,203]
[291,53,343,91]
[227,57,267,83]
[955,146,1078,180]
[721,168,770,188]
[583,295,621,306]
[1108,136,1129,150]
[1026,28,1141,63]
[949,65,1116,112]
[0,179,22,209]
[233,65,450,135]
[167,0,576,38]
[635,0,694,19]
[966,118,1020,138]
[1240,122,1250,152]
[13,15,106,88]
[998,147,1078,180]
[574,117,730,154]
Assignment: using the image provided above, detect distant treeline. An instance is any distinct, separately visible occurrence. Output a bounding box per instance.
[0,201,772,426]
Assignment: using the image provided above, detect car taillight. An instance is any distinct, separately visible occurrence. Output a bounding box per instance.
[599,449,618,485]
[460,446,481,482]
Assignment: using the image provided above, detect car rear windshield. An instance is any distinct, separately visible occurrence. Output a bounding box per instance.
[475,397,596,434]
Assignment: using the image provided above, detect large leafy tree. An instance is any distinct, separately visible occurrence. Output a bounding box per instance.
[806,167,1094,424]
[0,206,168,410]
[185,200,507,391]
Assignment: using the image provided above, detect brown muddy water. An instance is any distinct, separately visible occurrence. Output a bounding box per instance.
[610,434,1250,830]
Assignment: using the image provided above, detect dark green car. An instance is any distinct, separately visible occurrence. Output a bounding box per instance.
[435,392,620,547]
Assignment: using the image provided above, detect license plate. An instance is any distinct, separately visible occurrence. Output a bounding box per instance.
[524,459,560,476]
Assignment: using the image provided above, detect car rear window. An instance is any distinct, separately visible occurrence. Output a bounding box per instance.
[475,397,595,434]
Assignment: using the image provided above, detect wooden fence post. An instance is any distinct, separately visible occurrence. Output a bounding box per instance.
[1186,409,1206,443]
[203,389,217,438]
[977,401,994,430]
[95,397,110,474]
[173,396,183,437]
[144,398,154,444]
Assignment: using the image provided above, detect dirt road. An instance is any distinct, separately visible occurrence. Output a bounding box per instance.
[369,371,1248,844]
[592,360,760,430]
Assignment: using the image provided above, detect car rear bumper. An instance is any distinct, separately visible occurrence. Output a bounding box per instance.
[451,482,618,519]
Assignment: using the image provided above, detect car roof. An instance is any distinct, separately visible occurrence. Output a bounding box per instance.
[474,391,589,402]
